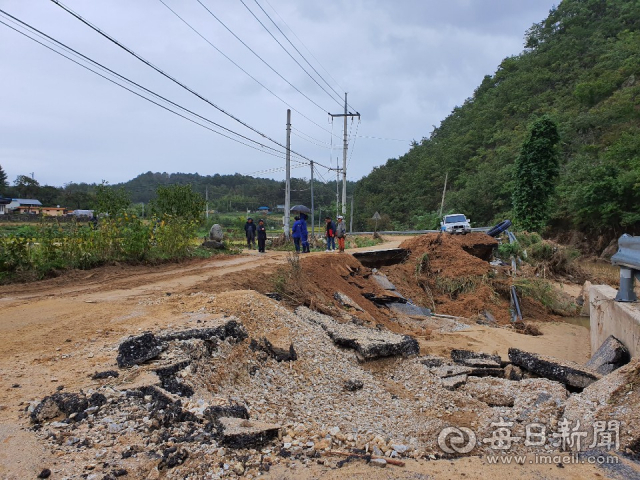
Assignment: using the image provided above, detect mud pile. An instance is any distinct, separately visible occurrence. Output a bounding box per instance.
[378,233,517,323]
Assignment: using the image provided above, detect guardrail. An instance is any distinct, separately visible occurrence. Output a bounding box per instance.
[611,234,640,302]
[347,227,492,236]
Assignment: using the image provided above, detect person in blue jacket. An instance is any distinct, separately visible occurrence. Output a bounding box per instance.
[291,216,302,253]
[300,213,310,253]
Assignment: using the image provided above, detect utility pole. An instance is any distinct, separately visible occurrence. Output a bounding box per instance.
[329,93,360,215]
[439,172,448,218]
[284,109,291,238]
[310,161,315,237]
[335,157,340,219]
[205,186,209,220]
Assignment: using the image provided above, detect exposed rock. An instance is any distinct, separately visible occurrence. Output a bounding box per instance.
[509,348,601,390]
[371,273,396,290]
[37,469,51,479]
[441,374,467,390]
[370,458,387,467]
[451,349,501,368]
[117,332,166,368]
[344,379,364,391]
[202,240,225,249]
[209,223,224,242]
[217,417,280,448]
[586,335,630,375]
[296,307,419,361]
[333,292,365,312]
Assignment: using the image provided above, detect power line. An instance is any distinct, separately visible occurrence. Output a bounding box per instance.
[50,0,318,166]
[194,0,334,119]
[262,0,348,100]
[0,13,295,163]
[251,0,348,109]
[237,0,344,109]
[347,118,360,169]
[292,127,332,147]
[292,132,331,150]
[157,0,336,145]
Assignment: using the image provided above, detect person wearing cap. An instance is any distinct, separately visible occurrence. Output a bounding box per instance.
[335,215,347,252]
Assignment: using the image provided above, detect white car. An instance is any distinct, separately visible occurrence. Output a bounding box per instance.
[441,214,471,234]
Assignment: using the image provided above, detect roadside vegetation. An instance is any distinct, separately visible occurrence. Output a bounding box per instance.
[0,184,214,283]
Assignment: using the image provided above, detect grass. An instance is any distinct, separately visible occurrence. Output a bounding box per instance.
[513,278,578,315]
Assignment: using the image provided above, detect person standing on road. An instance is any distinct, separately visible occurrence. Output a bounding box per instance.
[325,216,336,252]
[291,215,302,253]
[257,218,267,253]
[244,217,257,249]
[300,213,310,253]
[335,215,347,252]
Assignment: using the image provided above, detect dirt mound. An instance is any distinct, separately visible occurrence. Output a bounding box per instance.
[381,233,514,323]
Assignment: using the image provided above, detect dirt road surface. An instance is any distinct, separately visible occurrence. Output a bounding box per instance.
[0,238,629,479]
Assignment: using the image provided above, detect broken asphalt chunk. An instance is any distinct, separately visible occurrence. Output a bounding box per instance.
[117,332,166,368]
[250,327,297,362]
[334,292,365,312]
[508,348,601,390]
[441,374,467,390]
[217,417,280,448]
[295,306,419,361]
[451,349,501,368]
[585,335,630,375]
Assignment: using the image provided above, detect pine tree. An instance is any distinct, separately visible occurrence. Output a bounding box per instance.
[512,116,560,231]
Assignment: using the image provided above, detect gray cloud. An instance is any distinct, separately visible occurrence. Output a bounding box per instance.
[0,0,555,187]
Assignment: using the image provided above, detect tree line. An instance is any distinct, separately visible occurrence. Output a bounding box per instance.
[0,167,354,217]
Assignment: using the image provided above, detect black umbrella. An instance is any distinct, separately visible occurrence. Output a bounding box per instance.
[290,204,311,213]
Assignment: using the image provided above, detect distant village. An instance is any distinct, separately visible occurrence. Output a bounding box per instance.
[0,197,93,217]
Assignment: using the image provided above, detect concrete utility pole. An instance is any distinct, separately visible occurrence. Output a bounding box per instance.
[310,160,315,237]
[284,109,291,238]
[205,186,209,220]
[329,93,360,216]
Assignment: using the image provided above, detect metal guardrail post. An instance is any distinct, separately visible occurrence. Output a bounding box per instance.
[611,234,640,302]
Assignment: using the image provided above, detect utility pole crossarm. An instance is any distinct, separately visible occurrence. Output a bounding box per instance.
[328,93,360,216]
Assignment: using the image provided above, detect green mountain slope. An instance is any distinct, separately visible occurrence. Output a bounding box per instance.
[354,0,640,234]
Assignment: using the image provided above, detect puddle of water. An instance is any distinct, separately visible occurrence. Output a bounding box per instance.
[561,316,591,330]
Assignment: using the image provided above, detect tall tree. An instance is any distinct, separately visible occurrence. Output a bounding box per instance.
[512,116,560,231]
[152,184,205,223]
[95,181,131,216]
[14,175,40,198]
[0,164,7,194]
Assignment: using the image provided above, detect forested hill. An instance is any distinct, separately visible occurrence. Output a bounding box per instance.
[354,0,640,234]
[117,171,353,213]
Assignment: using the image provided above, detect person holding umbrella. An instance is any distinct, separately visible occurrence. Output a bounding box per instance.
[291,215,302,253]
[336,215,347,252]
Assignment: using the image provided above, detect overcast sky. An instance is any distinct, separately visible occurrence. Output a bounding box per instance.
[0,0,557,187]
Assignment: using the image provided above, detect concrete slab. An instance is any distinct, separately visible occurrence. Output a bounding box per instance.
[590,285,640,358]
